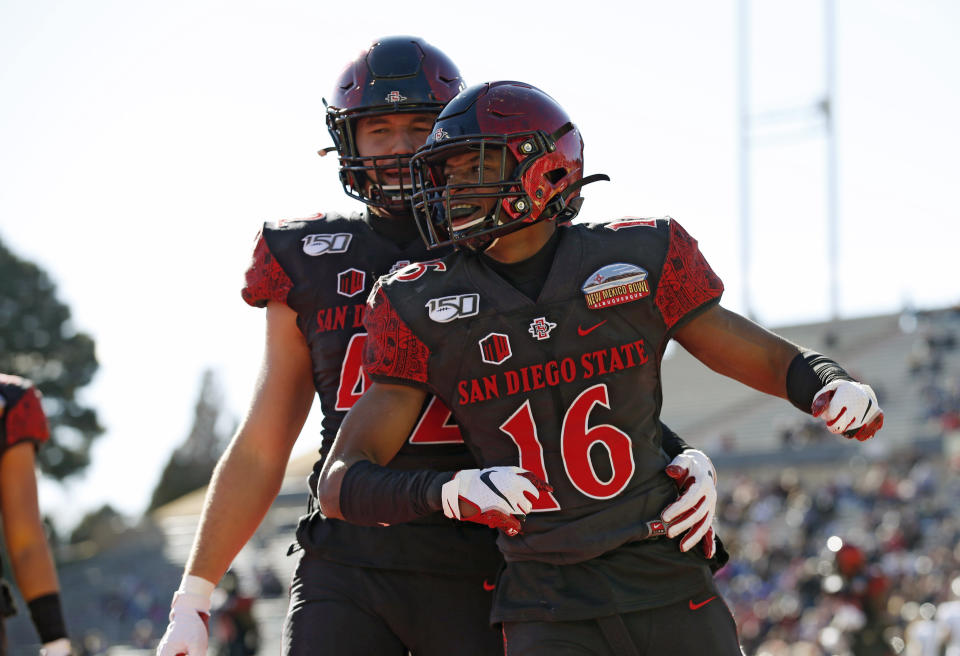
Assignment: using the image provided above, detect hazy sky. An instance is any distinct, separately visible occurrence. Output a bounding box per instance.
[1,0,957,531]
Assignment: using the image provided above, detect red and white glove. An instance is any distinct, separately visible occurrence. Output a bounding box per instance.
[661,449,717,558]
[812,380,884,441]
[40,638,72,656]
[441,466,551,536]
[156,575,214,656]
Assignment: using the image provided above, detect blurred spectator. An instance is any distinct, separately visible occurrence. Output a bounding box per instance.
[211,570,259,656]
[903,602,942,656]
[938,577,960,656]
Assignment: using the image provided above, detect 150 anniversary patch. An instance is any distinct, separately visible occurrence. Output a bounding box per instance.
[581,263,650,309]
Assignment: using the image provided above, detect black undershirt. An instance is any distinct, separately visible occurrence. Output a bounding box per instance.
[479,229,562,301]
[367,210,422,247]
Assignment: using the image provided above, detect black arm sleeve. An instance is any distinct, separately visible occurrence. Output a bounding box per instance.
[338,460,455,526]
[27,593,68,643]
[660,421,691,458]
[785,349,854,413]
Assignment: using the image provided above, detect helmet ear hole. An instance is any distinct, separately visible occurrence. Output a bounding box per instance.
[544,168,567,185]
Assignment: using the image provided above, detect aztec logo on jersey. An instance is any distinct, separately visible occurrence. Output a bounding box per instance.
[479,333,512,365]
[605,218,657,231]
[337,268,366,298]
[528,317,556,341]
[581,263,650,309]
[396,259,447,282]
[426,293,479,323]
[302,233,352,256]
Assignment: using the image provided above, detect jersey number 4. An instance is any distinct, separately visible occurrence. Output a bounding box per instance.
[336,333,463,445]
[500,383,635,512]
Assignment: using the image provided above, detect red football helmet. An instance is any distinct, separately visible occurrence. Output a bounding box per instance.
[408,81,608,251]
[325,36,465,213]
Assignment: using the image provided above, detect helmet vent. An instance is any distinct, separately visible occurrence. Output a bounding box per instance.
[544,168,567,185]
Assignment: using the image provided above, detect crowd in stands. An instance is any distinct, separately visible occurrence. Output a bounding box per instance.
[715,449,960,655]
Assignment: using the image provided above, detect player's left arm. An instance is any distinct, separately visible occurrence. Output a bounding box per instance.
[674,304,883,440]
[0,442,70,653]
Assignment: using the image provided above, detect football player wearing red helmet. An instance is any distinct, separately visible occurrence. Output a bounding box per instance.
[317,81,884,655]
[157,47,720,655]
[0,374,71,655]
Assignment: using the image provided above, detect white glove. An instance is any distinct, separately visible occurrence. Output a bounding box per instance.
[812,380,884,441]
[156,575,215,656]
[441,466,550,536]
[40,638,72,656]
[661,449,717,558]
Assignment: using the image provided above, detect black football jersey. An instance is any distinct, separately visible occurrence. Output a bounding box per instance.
[0,373,50,459]
[363,218,724,619]
[242,211,500,574]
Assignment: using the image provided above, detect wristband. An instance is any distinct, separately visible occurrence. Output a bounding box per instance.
[786,350,854,413]
[179,574,215,599]
[339,460,453,526]
[27,593,68,644]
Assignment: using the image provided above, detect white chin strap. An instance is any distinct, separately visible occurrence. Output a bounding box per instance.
[483,236,501,252]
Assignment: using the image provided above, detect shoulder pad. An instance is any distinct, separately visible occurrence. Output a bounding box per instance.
[599,216,669,231]
[1,379,50,446]
[241,228,294,308]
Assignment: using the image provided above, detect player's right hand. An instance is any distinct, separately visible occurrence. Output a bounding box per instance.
[441,466,551,536]
[156,576,214,656]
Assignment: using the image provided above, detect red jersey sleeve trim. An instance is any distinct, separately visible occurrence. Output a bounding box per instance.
[5,385,50,446]
[362,286,431,384]
[655,220,724,330]
[241,230,294,308]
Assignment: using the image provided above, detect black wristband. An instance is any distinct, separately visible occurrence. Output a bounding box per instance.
[27,592,68,644]
[660,422,691,458]
[339,461,454,526]
[785,349,854,414]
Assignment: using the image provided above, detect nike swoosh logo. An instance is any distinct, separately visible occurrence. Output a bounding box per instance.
[860,398,873,422]
[483,579,496,591]
[479,471,513,508]
[577,320,607,336]
[689,596,717,611]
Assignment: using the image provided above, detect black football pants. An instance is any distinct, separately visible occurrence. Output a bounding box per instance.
[282,552,503,655]
[501,584,743,656]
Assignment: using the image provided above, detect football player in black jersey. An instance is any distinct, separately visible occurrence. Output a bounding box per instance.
[0,374,71,655]
[317,81,885,655]
[157,42,720,655]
